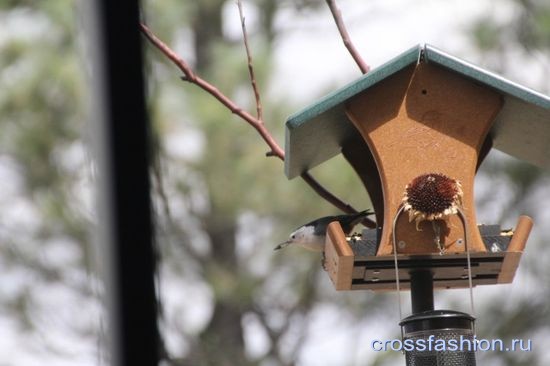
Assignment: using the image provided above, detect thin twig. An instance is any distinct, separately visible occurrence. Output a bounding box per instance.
[326,0,370,74]
[300,172,376,228]
[237,0,263,121]
[139,23,371,222]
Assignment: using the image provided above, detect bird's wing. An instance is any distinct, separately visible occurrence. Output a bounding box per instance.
[311,216,336,236]
[338,209,374,233]
[295,210,374,236]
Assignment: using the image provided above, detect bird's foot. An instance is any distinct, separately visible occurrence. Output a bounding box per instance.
[321,251,327,271]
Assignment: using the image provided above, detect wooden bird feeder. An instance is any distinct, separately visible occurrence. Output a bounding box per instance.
[285,44,549,293]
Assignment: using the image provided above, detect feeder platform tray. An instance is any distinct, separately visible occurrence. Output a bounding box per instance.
[325,216,532,291]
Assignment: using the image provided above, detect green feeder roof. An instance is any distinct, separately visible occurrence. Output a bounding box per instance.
[285,44,550,179]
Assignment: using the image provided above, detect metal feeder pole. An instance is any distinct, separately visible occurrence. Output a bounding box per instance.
[410,270,434,314]
[400,271,477,366]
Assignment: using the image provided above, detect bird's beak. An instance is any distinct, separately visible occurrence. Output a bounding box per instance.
[274,240,291,251]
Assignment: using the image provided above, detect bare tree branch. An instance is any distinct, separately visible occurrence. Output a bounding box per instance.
[139,22,376,227]
[140,23,283,159]
[300,172,375,228]
[237,0,263,121]
[326,0,370,74]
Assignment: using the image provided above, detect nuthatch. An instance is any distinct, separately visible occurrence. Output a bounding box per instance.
[274,210,374,252]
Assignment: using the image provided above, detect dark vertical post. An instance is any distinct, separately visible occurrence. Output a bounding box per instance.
[410,270,434,314]
[89,1,159,365]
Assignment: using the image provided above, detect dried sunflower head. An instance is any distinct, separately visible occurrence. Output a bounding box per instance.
[402,173,463,230]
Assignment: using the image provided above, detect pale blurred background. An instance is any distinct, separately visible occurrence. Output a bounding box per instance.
[0,0,549,365]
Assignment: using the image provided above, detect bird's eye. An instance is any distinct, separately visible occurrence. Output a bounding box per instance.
[291,234,296,239]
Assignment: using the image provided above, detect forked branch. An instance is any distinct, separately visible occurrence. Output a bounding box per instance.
[139,23,283,160]
[139,8,375,227]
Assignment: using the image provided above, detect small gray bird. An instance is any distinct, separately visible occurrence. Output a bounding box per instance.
[274,210,374,252]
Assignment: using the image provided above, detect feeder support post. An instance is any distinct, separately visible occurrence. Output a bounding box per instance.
[410,270,434,314]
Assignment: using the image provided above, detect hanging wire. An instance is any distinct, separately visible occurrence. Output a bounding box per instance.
[457,207,476,318]
[392,206,406,323]
[432,220,443,254]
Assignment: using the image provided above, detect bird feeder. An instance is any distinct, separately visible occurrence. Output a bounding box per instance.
[285,44,549,364]
[285,44,549,292]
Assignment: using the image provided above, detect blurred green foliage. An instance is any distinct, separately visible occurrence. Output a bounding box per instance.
[0,0,549,365]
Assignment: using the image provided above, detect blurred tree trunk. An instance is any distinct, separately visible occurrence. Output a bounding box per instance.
[184,3,267,364]
[195,217,251,365]
[192,0,224,74]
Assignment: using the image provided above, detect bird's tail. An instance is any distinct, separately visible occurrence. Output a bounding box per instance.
[352,209,374,220]
[341,209,374,233]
